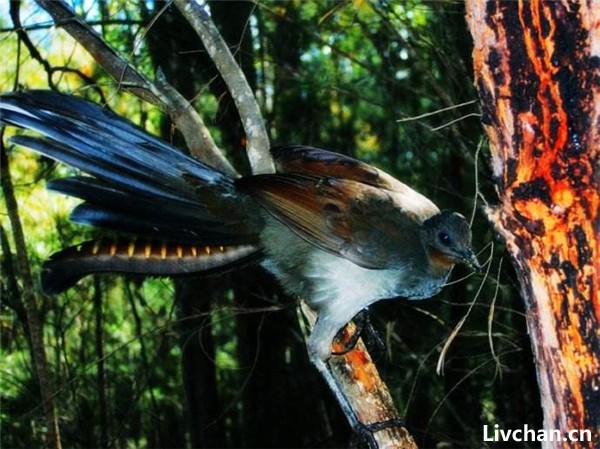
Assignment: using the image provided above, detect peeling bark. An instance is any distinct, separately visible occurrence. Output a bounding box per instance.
[466,2,600,448]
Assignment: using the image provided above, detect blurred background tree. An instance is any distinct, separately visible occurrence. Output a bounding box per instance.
[0,1,541,448]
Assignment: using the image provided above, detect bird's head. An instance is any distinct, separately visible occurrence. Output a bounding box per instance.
[421,210,481,272]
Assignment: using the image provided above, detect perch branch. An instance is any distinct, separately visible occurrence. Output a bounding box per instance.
[301,303,417,448]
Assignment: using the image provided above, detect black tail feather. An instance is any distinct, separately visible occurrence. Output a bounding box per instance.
[48,176,245,244]
[0,90,266,292]
[0,90,263,245]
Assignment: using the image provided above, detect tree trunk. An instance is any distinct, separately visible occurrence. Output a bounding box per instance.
[466,2,599,447]
[176,278,226,448]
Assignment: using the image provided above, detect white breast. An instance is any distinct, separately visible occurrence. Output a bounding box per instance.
[259,216,450,318]
[304,250,403,309]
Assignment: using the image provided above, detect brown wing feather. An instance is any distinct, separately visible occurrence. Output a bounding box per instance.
[238,175,349,253]
[238,174,425,268]
[271,145,440,222]
[240,146,440,268]
[272,145,409,192]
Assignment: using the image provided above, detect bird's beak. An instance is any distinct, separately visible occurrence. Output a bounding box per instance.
[461,249,482,273]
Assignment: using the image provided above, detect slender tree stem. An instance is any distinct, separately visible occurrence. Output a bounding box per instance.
[1,139,62,449]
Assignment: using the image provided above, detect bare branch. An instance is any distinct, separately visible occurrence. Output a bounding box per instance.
[11,0,108,103]
[35,0,237,177]
[173,0,275,175]
[10,1,56,89]
[0,19,147,33]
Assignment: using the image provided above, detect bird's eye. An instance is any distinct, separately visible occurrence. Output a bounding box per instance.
[438,231,452,246]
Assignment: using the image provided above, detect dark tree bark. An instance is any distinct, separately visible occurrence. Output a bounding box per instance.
[93,279,109,449]
[176,278,226,448]
[466,2,600,447]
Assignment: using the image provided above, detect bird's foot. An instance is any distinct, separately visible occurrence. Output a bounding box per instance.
[331,309,368,356]
[332,309,384,359]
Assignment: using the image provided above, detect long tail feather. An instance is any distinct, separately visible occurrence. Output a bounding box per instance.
[42,238,261,294]
[48,176,243,244]
[1,90,266,292]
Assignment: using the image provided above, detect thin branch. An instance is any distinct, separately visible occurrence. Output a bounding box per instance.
[396,99,478,123]
[436,248,494,376]
[1,135,63,449]
[92,279,109,449]
[35,0,237,176]
[0,19,147,33]
[488,257,505,375]
[429,112,481,132]
[173,0,275,175]
[11,0,133,110]
[126,284,165,444]
[0,225,30,343]
[10,1,56,89]
[36,0,153,100]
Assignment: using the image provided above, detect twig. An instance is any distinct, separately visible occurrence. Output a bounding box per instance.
[0,19,147,33]
[436,249,494,376]
[9,0,109,104]
[396,99,478,123]
[488,257,505,376]
[429,112,481,132]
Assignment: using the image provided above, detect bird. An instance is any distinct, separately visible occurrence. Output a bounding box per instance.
[1,90,480,443]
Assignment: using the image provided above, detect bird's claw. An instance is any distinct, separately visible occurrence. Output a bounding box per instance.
[331,309,384,359]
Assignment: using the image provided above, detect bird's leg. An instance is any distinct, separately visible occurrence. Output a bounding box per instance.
[309,317,377,447]
[331,309,385,359]
[362,314,385,359]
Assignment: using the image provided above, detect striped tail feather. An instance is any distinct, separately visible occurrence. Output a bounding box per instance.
[42,238,262,294]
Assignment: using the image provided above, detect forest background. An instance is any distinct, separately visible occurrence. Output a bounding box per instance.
[1,1,542,448]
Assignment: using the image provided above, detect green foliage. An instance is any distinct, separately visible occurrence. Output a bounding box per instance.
[1,1,537,448]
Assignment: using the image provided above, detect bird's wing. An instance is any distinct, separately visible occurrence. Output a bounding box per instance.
[237,173,437,269]
[272,145,429,196]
